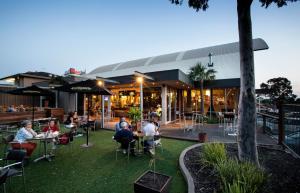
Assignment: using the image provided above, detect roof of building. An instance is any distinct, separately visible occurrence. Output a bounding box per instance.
[87,38,268,79]
[0,71,58,81]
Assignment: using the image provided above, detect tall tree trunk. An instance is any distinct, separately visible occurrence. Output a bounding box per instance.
[237,0,259,164]
[200,79,204,115]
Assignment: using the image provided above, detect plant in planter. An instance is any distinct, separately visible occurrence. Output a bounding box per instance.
[134,143,172,193]
[128,107,141,131]
[188,63,216,143]
[196,114,209,143]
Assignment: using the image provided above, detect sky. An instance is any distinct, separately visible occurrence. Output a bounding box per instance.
[0,0,299,95]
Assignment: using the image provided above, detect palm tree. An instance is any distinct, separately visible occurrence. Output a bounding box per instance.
[188,63,216,116]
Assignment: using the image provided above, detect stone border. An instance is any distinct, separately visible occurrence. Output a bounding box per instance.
[179,143,203,193]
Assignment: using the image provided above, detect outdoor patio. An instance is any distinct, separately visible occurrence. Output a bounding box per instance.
[104,118,277,144]
[0,129,194,193]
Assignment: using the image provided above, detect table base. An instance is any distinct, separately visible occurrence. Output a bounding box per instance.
[80,143,93,148]
[34,154,55,162]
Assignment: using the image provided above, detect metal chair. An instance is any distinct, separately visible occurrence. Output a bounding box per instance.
[2,135,15,157]
[114,137,136,162]
[0,168,9,193]
[181,115,194,133]
[0,149,26,193]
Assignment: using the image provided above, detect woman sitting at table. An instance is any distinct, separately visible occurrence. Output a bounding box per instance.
[64,112,74,125]
[73,111,79,125]
[11,120,37,157]
[42,119,60,149]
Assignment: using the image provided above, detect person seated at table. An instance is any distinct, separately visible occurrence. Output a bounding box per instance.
[115,117,132,132]
[11,120,37,157]
[7,105,16,112]
[42,119,60,149]
[73,111,79,125]
[18,104,26,112]
[142,112,161,155]
[65,112,74,125]
[114,121,136,155]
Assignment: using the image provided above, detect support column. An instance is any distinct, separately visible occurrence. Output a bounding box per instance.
[161,85,167,125]
[224,88,227,112]
[83,94,86,115]
[101,95,105,128]
[168,92,171,122]
[210,88,213,118]
[107,96,111,120]
[75,93,78,111]
[140,81,143,124]
[187,89,192,110]
[177,90,182,114]
[40,96,43,107]
[174,91,177,121]
[55,91,58,108]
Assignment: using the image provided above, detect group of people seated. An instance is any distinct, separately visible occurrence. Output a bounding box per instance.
[64,110,95,136]
[4,104,26,112]
[10,119,60,160]
[113,112,161,156]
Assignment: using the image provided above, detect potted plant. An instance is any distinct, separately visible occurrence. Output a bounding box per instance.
[128,107,141,131]
[198,115,208,143]
[134,145,172,193]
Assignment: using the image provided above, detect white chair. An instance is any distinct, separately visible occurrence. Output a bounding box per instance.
[181,115,194,133]
[217,112,224,127]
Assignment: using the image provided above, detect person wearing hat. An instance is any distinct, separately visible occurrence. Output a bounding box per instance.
[11,120,37,157]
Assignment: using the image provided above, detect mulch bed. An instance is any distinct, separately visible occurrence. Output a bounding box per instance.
[184,143,300,193]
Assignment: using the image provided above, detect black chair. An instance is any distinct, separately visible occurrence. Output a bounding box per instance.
[2,135,15,154]
[0,168,9,193]
[0,149,27,193]
[115,137,136,162]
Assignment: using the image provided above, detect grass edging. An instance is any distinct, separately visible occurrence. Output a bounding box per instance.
[179,143,203,193]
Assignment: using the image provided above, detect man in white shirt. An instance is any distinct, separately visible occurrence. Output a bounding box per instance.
[142,112,160,155]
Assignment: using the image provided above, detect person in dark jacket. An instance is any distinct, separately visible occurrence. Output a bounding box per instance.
[114,121,135,155]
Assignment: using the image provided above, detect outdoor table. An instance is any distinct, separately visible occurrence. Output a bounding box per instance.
[133,131,144,154]
[31,134,56,162]
[65,123,77,129]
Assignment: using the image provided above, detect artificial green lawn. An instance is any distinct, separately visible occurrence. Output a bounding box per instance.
[3,130,195,193]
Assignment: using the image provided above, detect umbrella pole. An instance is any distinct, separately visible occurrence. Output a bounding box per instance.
[81,94,93,148]
[32,96,35,122]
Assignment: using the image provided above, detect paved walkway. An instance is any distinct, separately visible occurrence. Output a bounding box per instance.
[103,119,276,144]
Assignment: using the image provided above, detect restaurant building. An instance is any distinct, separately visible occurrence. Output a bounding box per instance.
[85,38,269,125]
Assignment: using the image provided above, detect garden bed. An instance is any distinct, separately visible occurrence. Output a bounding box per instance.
[184,143,300,193]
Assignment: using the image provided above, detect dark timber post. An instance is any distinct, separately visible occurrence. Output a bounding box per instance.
[278,101,284,145]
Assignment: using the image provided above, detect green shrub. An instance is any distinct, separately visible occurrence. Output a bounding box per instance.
[223,180,247,193]
[238,161,266,193]
[202,143,227,166]
[201,143,266,193]
[216,159,265,193]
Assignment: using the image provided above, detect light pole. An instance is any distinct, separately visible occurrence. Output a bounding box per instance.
[137,77,143,124]
[97,80,105,128]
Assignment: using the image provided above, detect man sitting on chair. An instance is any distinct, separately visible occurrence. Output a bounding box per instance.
[142,112,161,155]
[114,121,135,155]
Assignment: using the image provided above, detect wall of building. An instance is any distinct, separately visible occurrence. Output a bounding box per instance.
[21,77,49,87]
